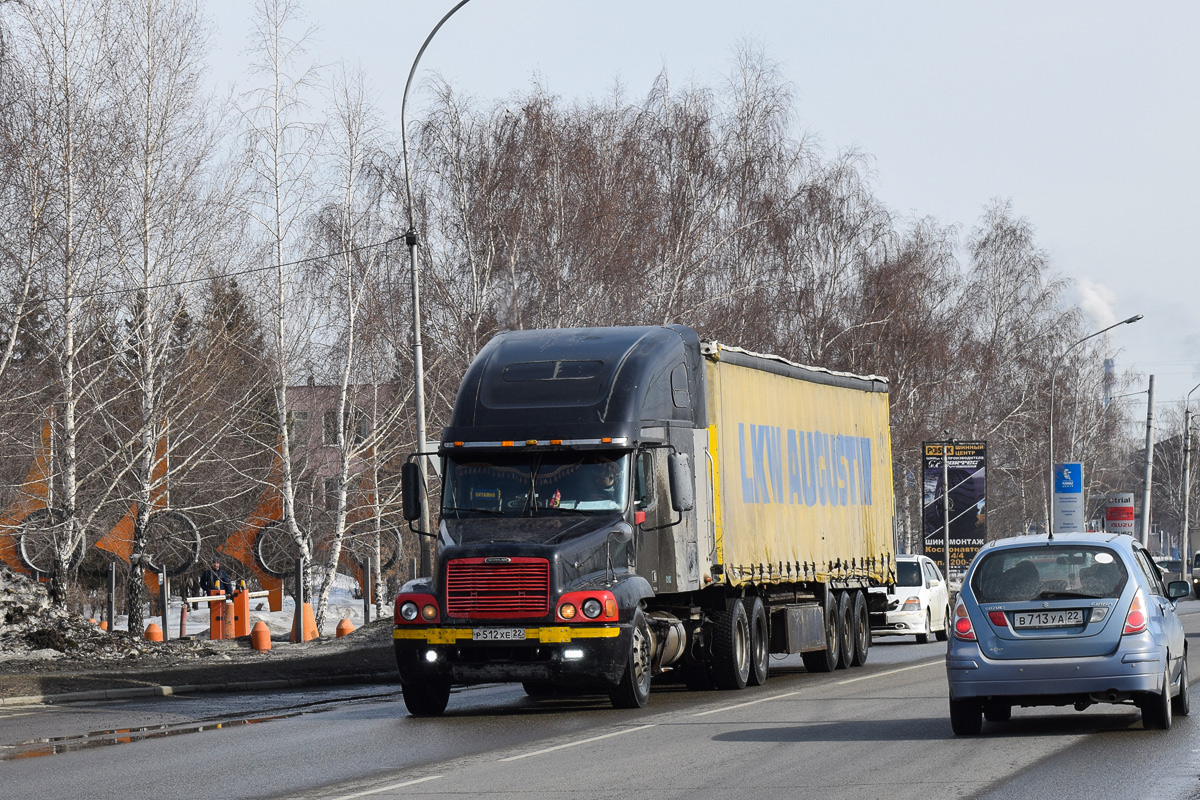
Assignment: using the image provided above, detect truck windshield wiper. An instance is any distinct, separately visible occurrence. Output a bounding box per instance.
[442,506,503,517]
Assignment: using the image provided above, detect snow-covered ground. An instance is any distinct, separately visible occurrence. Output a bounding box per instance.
[109,571,384,640]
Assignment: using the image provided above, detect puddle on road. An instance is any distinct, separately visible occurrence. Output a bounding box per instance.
[1,711,304,760]
[1,689,400,761]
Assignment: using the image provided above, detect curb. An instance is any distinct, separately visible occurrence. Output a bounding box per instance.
[0,670,399,707]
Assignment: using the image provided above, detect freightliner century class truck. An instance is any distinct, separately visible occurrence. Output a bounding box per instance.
[394,325,896,715]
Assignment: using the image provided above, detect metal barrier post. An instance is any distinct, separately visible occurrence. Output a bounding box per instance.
[209,589,224,640]
[233,580,250,638]
[292,557,304,644]
[362,557,372,625]
[159,569,170,642]
[106,562,116,631]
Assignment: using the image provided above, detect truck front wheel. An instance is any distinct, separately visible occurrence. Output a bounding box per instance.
[610,608,652,708]
[401,678,452,717]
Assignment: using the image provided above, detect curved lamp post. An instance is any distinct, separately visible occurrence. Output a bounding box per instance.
[401,0,473,577]
[1181,381,1200,583]
[1047,314,1142,535]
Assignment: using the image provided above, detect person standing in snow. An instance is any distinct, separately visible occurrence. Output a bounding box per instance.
[200,558,231,596]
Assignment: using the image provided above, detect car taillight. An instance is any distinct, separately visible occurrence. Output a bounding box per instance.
[987,610,1009,628]
[1122,588,1147,635]
[952,598,976,641]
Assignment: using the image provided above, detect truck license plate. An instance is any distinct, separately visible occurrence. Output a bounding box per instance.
[472,628,526,641]
[1012,609,1085,628]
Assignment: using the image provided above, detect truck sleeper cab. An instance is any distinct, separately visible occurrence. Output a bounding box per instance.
[395,325,895,715]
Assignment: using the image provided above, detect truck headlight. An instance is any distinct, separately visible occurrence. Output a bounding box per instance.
[400,601,419,621]
[582,598,603,619]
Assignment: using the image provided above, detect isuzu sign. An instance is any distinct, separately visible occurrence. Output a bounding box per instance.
[1105,492,1136,534]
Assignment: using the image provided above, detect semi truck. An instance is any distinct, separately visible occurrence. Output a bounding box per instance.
[394,325,896,715]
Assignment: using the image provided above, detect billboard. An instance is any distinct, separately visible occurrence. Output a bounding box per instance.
[1053,462,1085,533]
[1105,492,1135,535]
[922,441,987,576]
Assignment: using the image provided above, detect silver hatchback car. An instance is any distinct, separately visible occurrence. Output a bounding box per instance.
[946,532,1190,735]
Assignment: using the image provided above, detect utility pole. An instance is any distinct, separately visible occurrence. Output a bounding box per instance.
[1140,375,1155,547]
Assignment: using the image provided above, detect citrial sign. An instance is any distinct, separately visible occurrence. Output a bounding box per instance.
[1105,492,1136,535]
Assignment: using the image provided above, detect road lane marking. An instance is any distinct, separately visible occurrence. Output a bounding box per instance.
[835,659,942,685]
[693,691,805,717]
[692,659,943,717]
[499,724,656,761]
[327,775,442,799]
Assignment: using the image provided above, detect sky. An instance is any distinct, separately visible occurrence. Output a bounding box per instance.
[205,1,1200,413]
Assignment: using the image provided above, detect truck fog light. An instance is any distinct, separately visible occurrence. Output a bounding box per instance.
[421,604,438,620]
[563,648,584,660]
[424,650,439,663]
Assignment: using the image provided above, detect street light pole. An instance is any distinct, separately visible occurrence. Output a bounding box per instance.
[1047,314,1142,535]
[400,0,472,578]
[1181,381,1200,580]
[1140,375,1156,548]
[942,435,952,578]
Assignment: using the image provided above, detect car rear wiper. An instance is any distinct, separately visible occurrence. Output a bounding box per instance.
[1034,590,1103,600]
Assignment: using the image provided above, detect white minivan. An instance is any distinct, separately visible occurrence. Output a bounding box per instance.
[871,554,951,643]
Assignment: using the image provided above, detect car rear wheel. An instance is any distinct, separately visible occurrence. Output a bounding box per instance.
[916,609,932,644]
[1141,667,1173,730]
[950,697,983,735]
[1172,656,1190,717]
[983,700,1011,722]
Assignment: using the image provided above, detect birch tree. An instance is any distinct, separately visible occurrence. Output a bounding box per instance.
[239,0,322,580]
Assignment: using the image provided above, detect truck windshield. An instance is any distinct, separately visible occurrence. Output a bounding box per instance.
[442,452,630,518]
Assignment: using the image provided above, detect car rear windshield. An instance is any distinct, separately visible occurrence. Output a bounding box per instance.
[970,545,1129,602]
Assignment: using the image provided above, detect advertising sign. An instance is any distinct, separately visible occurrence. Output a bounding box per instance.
[922,441,986,576]
[1052,462,1085,533]
[1105,492,1136,535]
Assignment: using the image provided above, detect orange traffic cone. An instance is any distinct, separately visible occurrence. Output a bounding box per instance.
[335,618,354,638]
[144,623,163,642]
[250,621,272,651]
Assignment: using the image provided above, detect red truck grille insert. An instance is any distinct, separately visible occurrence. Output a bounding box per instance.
[445,558,550,619]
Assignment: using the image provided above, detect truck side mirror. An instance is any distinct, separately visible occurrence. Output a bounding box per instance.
[668,452,694,513]
[401,461,424,522]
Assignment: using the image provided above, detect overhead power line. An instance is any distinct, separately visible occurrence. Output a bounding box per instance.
[0,234,405,309]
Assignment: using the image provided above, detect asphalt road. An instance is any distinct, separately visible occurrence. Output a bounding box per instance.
[4,604,1200,800]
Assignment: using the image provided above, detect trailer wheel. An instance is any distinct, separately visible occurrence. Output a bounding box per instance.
[401,678,451,717]
[610,608,652,708]
[745,596,769,686]
[712,597,750,689]
[801,591,840,673]
[850,590,870,667]
[836,591,854,669]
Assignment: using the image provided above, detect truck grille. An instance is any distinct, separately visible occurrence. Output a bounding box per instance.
[444,557,550,619]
